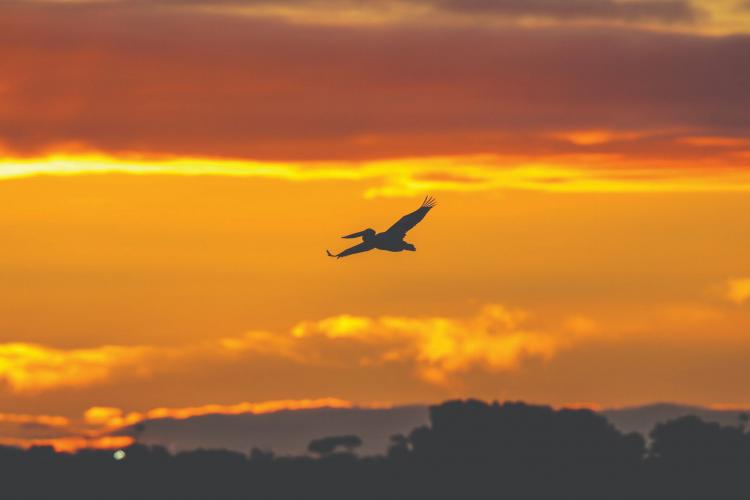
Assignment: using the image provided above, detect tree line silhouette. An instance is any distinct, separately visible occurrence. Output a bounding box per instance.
[3,400,749,499]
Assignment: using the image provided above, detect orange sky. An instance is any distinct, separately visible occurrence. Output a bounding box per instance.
[2,0,750,450]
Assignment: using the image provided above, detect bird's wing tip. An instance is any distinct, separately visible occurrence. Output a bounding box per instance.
[422,195,437,208]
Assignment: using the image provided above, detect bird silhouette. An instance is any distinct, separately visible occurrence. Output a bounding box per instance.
[327,196,437,259]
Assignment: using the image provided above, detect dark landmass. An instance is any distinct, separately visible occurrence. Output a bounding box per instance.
[3,399,750,499]
[111,402,748,456]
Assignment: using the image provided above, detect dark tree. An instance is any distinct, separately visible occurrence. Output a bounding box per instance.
[739,413,749,431]
[307,435,363,456]
[249,447,275,462]
[409,399,645,464]
[386,433,410,460]
[650,415,750,463]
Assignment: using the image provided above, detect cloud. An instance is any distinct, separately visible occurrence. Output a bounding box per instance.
[0,435,134,453]
[431,0,698,22]
[0,342,159,394]
[292,304,594,386]
[0,412,86,451]
[0,330,315,395]
[0,2,748,165]
[194,0,702,28]
[217,330,307,362]
[0,412,71,428]
[677,136,750,147]
[726,278,750,304]
[550,129,656,146]
[0,304,594,394]
[83,406,128,426]
[0,335,294,394]
[0,334,303,395]
[7,152,750,197]
[84,397,356,428]
[15,0,701,25]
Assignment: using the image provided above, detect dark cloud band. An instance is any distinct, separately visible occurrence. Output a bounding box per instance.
[0,2,747,160]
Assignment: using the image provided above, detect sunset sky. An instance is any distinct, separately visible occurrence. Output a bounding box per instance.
[2,0,750,450]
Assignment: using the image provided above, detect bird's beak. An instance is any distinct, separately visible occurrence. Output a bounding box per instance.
[342,230,367,239]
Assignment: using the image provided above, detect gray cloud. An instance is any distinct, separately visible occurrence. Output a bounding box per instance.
[430,0,698,22]
[18,0,702,24]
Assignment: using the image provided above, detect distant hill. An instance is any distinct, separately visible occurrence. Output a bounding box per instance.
[113,405,429,456]
[111,402,748,455]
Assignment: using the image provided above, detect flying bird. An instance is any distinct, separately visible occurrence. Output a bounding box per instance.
[326,196,437,259]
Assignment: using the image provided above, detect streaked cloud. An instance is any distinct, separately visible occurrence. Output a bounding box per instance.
[677,136,750,148]
[15,0,702,27]
[84,398,355,428]
[5,152,750,197]
[0,412,71,428]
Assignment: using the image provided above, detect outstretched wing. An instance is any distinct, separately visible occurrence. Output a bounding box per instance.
[384,196,437,238]
[328,241,374,259]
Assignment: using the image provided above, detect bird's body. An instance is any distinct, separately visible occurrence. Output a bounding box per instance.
[327,196,436,259]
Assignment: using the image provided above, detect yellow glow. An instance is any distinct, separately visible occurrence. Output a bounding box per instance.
[3,152,750,197]
[84,406,125,426]
[727,278,750,305]
[293,315,373,339]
